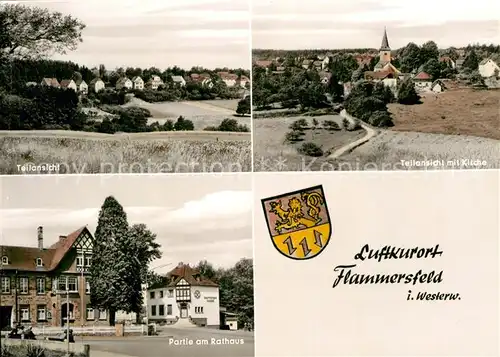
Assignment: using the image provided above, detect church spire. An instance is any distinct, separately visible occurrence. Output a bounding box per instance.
[380,27,390,51]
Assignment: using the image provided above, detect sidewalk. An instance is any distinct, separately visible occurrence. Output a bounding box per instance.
[91,350,132,357]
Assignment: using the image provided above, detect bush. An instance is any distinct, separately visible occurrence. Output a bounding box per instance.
[298,142,323,157]
[174,116,194,131]
[236,96,250,115]
[289,118,308,131]
[285,131,302,142]
[323,120,340,130]
[204,118,249,132]
[134,89,177,103]
[397,78,420,104]
[369,111,394,127]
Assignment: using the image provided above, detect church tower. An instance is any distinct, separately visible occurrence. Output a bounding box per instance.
[379,27,391,63]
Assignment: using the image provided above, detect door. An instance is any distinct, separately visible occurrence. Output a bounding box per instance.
[180,303,188,318]
[61,303,74,326]
[0,306,12,329]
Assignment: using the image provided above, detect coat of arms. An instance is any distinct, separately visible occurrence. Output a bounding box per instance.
[261,185,332,260]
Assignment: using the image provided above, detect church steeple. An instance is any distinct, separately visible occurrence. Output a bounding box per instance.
[380,27,390,51]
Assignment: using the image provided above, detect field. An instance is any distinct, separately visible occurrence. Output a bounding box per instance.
[253,115,366,171]
[0,130,251,174]
[123,99,249,130]
[388,89,500,140]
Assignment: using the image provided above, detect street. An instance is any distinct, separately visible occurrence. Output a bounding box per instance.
[84,327,254,357]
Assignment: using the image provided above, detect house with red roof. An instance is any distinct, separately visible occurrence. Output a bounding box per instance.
[147,262,220,328]
[0,226,110,329]
[413,71,433,90]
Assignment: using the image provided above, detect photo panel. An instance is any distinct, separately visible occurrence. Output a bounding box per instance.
[0,173,254,357]
[0,0,251,174]
[253,170,499,356]
[251,0,500,172]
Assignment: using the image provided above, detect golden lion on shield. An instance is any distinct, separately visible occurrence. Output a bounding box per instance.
[269,191,324,234]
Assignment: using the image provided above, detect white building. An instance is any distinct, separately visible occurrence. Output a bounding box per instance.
[116,77,133,90]
[76,80,88,94]
[60,79,77,92]
[147,263,220,327]
[171,76,186,87]
[90,78,105,93]
[149,75,164,90]
[478,59,500,78]
[132,76,144,90]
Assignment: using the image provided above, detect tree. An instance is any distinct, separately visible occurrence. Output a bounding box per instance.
[174,116,194,130]
[397,78,420,105]
[326,74,344,102]
[373,82,395,104]
[463,50,479,71]
[419,41,439,64]
[399,42,421,72]
[236,96,250,115]
[0,3,85,58]
[422,58,444,79]
[351,67,364,82]
[128,224,162,281]
[194,260,217,281]
[90,196,131,325]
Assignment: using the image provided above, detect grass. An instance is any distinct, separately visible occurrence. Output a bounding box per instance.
[1,343,85,357]
[253,116,365,171]
[123,99,248,130]
[0,131,251,173]
[388,88,500,140]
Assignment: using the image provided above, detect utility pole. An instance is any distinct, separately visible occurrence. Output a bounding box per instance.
[66,288,70,354]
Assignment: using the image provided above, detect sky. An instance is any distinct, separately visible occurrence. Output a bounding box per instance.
[6,0,250,70]
[0,174,252,272]
[252,0,500,50]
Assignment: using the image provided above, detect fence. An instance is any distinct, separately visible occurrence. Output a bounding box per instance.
[0,324,147,337]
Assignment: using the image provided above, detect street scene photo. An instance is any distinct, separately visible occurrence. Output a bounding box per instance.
[0,174,254,357]
[252,0,499,171]
[0,0,251,174]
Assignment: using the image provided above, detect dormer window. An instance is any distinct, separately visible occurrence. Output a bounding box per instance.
[36,258,43,267]
[1,256,8,265]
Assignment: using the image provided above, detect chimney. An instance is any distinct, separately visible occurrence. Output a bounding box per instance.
[59,235,67,242]
[37,226,43,250]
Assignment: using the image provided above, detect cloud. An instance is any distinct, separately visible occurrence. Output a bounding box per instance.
[165,190,252,223]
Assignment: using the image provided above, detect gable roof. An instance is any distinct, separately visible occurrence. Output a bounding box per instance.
[171,75,185,82]
[431,79,446,89]
[60,79,75,88]
[364,70,394,80]
[150,263,218,289]
[132,76,143,82]
[75,80,87,86]
[90,78,104,85]
[254,60,272,68]
[0,227,89,272]
[41,78,60,87]
[414,71,432,80]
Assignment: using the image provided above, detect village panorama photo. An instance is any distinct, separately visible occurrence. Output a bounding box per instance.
[0,174,254,357]
[251,0,500,172]
[0,0,251,174]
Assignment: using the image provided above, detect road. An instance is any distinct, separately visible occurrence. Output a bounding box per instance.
[85,327,254,357]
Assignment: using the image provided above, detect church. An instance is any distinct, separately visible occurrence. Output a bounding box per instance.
[364,28,402,88]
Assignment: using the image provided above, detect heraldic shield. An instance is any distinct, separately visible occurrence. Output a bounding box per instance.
[261,185,332,260]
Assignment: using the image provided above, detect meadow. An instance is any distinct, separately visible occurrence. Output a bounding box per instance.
[0,131,251,173]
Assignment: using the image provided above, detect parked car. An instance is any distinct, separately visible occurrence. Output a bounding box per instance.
[8,325,36,340]
[47,329,75,343]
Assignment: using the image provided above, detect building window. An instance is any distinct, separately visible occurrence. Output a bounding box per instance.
[159,290,164,298]
[167,289,173,297]
[36,278,45,294]
[1,256,8,265]
[167,304,172,315]
[36,258,43,267]
[86,308,95,320]
[195,307,204,314]
[47,310,52,320]
[98,309,107,320]
[37,305,47,321]
[20,306,30,322]
[150,291,155,299]
[85,281,90,294]
[56,276,78,293]
[1,276,10,293]
[19,277,29,294]
[151,305,156,316]
[159,305,164,316]
[77,254,92,267]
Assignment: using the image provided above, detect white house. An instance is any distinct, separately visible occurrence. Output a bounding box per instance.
[238,75,250,88]
[60,79,78,92]
[76,80,88,94]
[171,75,186,87]
[478,59,500,78]
[147,263,220,328]
[218,72,238,87]
[116,77,133,90]
[149,75,164,90]
[431,79,446,93]
[90,78,105,92]
[413,71,433,91]
[132,76,144,90]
